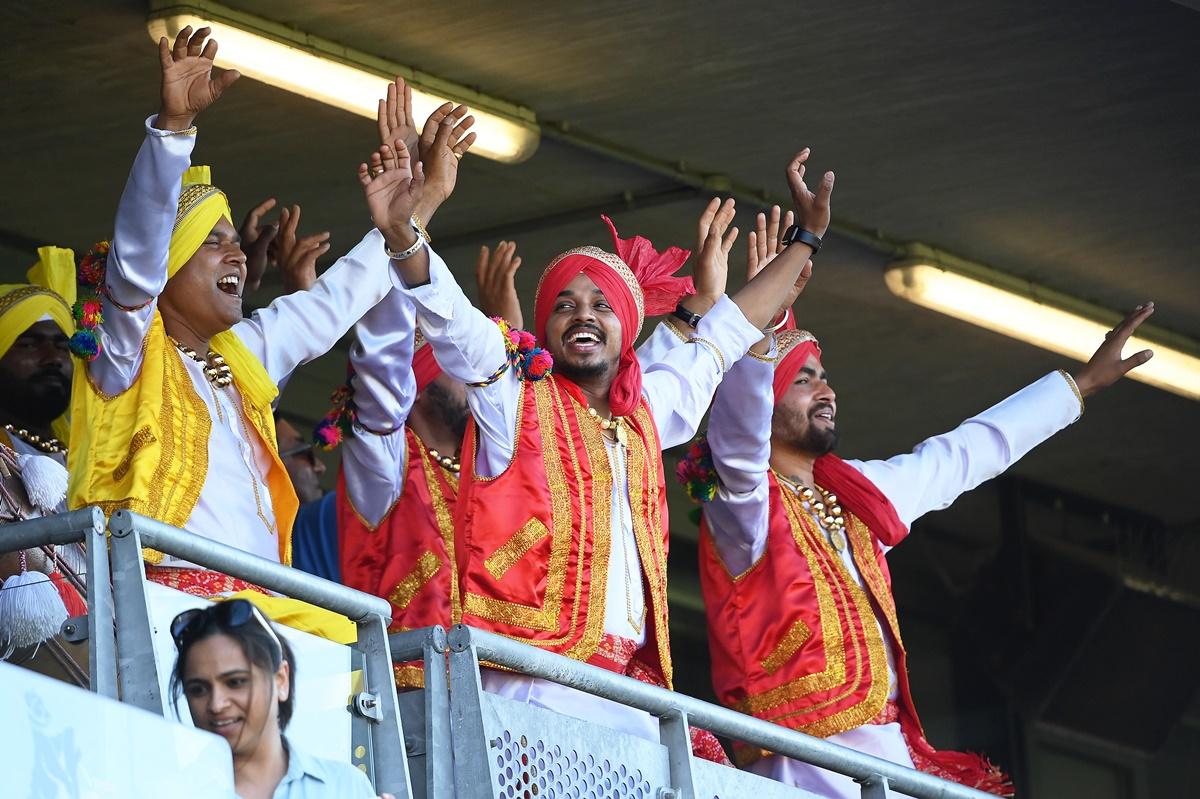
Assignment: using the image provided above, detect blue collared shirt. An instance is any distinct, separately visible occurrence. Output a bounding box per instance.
[267,739,377,799]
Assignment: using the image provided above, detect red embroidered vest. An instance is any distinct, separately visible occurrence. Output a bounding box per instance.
[338,426,459,688]
[700,472,912,763]
[454,376,674,686]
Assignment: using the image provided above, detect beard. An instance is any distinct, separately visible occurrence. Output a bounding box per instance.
[0,365,71,424]
[798,423,839,456]
[424,382,469,441]
[553,356,611,385]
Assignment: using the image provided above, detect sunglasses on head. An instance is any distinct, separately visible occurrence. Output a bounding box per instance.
[170,598,284,657]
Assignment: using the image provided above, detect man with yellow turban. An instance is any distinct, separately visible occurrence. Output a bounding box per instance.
[0,246,77,465]
[68,26,431,601]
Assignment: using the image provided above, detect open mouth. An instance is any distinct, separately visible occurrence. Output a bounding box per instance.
[563,326,604,355]
[216,273,241,297]
[208,717,243,739]
[812,407,835,426]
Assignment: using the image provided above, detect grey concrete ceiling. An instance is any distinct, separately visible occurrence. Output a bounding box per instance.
[2,0,1197,526]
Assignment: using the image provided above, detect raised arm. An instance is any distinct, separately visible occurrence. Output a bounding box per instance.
[728,149,833,328]
[91,26,238,397]
[476,241,525,328]
[855,304,1156,529]
[339,291,419,527]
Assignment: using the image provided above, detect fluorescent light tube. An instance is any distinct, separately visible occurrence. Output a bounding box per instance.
[147,3,539,163]
[885,256,1200,401]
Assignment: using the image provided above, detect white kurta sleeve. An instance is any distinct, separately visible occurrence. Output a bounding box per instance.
[704,341,777,576]
[640,294,764,449]
[231,228,392,384]
[391,247,518,477]
[848,371,1085,530]
[90,117,197,397]
[339,290,417,528]
[634,320,689,364]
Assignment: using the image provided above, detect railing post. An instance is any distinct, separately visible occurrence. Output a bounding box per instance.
[108,510,168,715]
[447,625,493,799]
[82,507,117,698]
[421,626,452,799]
[658,708,698,799]
[355,613,413,799]
[859,773,894,798]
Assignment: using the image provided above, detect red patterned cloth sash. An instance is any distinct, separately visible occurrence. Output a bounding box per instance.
[145,566,269,598]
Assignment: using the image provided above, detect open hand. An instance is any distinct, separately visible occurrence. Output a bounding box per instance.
[418,103,477,209]
[377,77,420,161]
[358,140,425,252]
[476,241,524,327]
[1073,303,1155,397]
[240,198,278,292]
[748,205,810,321]
[785,148,835,239]
[274,205,330,294]
[156,26,239,131]
[694,198,736,301]
[696,198,738,299]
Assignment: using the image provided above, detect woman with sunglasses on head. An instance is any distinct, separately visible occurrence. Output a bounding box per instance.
[170,599,394,799]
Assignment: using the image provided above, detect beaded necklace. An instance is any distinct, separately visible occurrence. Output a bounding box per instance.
[3,424,66,455]
[169,337,233,388]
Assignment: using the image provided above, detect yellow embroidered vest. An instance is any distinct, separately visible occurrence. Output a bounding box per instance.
[68,312,297,564]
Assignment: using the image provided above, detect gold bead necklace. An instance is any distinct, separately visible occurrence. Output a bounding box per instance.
[427,447,461,474]
[3,424,66,455]
[170,337,233,388]
[779,474,847,552]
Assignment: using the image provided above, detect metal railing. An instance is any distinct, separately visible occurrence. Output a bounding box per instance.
[3,508,1001,799]
[445,625,996,799]
[105,510,413,799]
[0,506,115,698]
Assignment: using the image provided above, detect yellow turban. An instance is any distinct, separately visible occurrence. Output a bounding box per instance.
[0,246,77,443]
[0,246,75,360]
[169,165,234,278]
[166,166,277,408]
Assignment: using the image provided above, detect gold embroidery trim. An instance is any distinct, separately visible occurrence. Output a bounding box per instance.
[0,285,70,315]
[387,551,442,612]
[761,619,812,675]
[412,429,460,620]
[484,518,549,580]
[112,426,157,482]
[463,379,572,634]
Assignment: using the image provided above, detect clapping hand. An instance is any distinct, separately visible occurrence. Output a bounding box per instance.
[358,140,425,253]
[748,205,811,321]
[476,241,524,328]
[785,148,834,240]
[415,103,477,218]
[1073,303,1156,397]
[273,205,330,294]
[156,26,239,131]
[377,77,420,164]
[240,198,279,292]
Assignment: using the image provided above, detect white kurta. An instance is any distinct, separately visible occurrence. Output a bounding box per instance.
[704,347,1082,796]
[93,117,394,566]
[338,290,419,528]
[394,252,762,740]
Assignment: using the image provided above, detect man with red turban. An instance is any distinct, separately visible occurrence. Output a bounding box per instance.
[688,211,1157,795]
[381,151,835,749]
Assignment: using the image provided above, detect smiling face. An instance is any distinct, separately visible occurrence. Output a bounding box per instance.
[772,353,839,456]
[159,216,248,340]
[0,320,72,425]
[542,272,624,385]
[182,633,288,761]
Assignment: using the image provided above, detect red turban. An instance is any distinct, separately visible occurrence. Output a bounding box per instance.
[533,215,694,416]
[412,329,443,393]
[772,329,909,547]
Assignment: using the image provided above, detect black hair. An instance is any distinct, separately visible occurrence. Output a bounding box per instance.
[169,605,297,732]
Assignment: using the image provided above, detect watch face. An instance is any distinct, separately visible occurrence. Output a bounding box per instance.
[782,224,802,244]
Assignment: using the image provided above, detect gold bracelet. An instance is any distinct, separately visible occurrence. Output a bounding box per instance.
[663,318,691,343]
[747,344,777,363]
[1057,369,1085,416]
[688,336,727,372]
[410,214,431,244]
